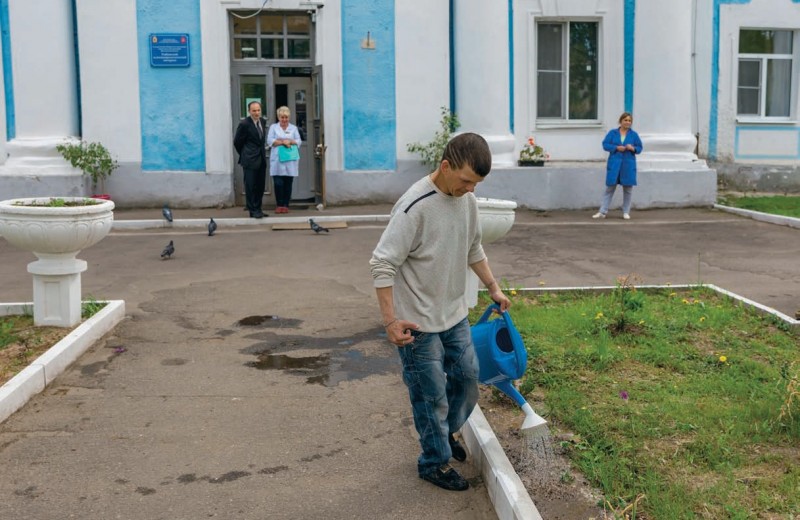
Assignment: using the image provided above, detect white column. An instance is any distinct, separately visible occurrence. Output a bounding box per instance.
[454,1,515,167]
[632,0,705,170]
[4,0,79,168]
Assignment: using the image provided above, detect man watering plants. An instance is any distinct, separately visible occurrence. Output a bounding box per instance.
[369,132,511,491]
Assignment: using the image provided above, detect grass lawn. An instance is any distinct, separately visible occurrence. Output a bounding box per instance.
[473,283,799,519]
[719,194,800,218]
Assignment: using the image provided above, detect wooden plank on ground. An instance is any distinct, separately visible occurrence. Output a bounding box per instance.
[271,221,348,231]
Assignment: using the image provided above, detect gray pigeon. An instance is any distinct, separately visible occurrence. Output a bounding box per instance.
[309,218,329,234]
[161,240,175,259]
[208,218,217,236]
[162,204,173,223]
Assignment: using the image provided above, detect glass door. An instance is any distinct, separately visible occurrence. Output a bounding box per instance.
[232,70,273,206]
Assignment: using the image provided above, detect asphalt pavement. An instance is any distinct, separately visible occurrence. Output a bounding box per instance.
[0,204,798,519]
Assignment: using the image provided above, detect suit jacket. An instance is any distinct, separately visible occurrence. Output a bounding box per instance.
[233,116,268,169]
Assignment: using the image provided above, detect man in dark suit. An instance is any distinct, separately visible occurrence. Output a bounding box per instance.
[233,101,268,218]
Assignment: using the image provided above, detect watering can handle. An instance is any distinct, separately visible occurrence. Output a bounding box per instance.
[475,302,510,326]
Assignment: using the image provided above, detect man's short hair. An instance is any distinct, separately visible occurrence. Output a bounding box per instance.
[441,133,492,177]
[247,100,262,110]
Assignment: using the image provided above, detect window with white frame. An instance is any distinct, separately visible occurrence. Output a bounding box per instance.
[232,13,311,60]
[536,21,599,121]
[737,29,793,118]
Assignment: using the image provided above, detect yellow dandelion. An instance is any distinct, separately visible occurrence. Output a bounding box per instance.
[669,292,677,297]
[638,320,645,325]
[699,316,706,322]
[510,289,517,296]
[682,298,690,304]
[719,355,727,363]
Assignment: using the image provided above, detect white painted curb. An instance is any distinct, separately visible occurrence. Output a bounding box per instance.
[714,204,800,229]
[463,406,544,520]
[0,300,125,424]
[112,214,390,230]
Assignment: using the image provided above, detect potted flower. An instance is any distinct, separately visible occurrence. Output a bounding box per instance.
[518,137,549,167]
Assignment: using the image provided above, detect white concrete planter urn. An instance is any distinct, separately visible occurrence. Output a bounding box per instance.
[468,197,517,307]
[0,197,115,327]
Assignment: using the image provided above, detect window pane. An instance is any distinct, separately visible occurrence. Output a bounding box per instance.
[233,16,256,35]
[738,59,760,87]
[537,24,563,71]
[235,38,257,59]
[537,71,563,117]
[737,87,760,115]
[287,16,310,35]
[260,14,283,35]
[288,39,311,59]
[568,22,598,119]
[740,29,793,54]
[766,58,791,117]
[261,38,284,59]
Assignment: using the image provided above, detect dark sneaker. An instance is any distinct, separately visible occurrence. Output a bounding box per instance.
[449,434,467,462]
[420,464,469,491]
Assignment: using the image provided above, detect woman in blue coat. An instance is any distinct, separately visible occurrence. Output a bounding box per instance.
[592,112,643,220]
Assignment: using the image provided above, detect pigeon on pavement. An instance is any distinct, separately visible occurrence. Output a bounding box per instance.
[161,240,175,259]
[208,218,217,236]
[309,218,329,234]
[162,204,173,223]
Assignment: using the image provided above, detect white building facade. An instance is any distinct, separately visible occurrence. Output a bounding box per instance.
[0,0,796,209]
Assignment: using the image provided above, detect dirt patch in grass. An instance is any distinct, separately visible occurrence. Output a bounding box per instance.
[479,386,607,519]
[0,315,73,386]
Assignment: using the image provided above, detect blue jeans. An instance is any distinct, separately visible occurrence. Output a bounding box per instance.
[396,318,479,476]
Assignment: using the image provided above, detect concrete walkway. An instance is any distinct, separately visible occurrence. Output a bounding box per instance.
[1,204,798,519]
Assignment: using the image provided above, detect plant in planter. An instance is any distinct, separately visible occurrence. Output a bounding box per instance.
[56,140,119,197]
[518,136,550,166]
[407,106,460,170]
[0,197,115,327]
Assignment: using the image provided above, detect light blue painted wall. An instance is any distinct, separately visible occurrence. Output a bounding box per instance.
[341,0,396,171]
[136,0,205,171]
[0,0,14,139]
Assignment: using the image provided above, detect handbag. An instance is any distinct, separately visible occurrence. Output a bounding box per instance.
[278,144,299,162]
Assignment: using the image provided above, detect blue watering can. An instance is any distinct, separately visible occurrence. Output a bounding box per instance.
[472,303,547,433]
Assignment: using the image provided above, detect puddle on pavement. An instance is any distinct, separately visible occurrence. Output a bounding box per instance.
[241,325,398,387]
[246,349,398,387]
[237,315,302,328]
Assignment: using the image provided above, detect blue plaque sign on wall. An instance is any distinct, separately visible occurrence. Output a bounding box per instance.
[150,33,190,67]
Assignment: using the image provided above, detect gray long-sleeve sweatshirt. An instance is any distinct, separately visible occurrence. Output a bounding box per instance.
[369,175,486,332]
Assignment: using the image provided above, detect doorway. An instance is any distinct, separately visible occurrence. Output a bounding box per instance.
[229,11,323,208]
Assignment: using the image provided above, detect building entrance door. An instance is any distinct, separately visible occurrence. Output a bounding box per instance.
[232,68,320,207]
[232,70,272,207]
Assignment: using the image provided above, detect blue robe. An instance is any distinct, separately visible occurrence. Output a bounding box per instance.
[602,128,643,186]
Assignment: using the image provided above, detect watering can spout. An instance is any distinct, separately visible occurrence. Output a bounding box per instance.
[493,380,548,434]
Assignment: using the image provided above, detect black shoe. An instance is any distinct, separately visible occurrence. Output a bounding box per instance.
[420,464,469,491]
[449,434,467,462]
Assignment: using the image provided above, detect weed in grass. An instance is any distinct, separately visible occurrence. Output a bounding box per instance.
[0,319,19,349]
[81,296,106,318]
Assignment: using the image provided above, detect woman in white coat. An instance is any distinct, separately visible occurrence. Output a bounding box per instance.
[267,106,302,213]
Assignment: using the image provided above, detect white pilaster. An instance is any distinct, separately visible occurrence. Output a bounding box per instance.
[633,0,706,170]
[4,0,79,168]
[454,0,515,167]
